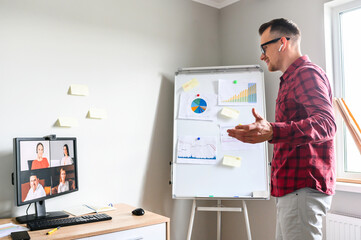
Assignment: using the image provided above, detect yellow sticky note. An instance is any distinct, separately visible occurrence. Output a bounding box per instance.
[182,78,199,91]
[57,117,78,127]
[68,84,89,96]
[222,155,241,167]
[220,107,240,119]
[87,108,107,119]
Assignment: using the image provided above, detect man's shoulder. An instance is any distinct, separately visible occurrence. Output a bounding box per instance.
[296,61,326,75]
[37,183,45,191]
[292,62,328,83]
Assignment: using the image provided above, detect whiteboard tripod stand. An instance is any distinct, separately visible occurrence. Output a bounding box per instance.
[187,199,252,240]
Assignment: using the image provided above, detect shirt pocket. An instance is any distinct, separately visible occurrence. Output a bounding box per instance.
[276,96,303,122]
[275,97,290,121]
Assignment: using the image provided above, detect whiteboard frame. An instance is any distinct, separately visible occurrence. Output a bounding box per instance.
[172,65,269,200]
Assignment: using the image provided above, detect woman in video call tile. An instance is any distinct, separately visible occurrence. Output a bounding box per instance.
[31,143,49,170]
[58,168,70,193]
[60,144,73,166]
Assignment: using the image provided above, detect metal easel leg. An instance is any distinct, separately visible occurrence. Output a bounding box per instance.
[187,199,197,240]
[217,200,221,240]
[242,200,252,240]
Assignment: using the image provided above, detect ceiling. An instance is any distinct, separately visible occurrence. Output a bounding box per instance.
[192,0,240,9]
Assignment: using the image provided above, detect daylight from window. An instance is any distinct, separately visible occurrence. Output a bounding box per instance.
[340,7,361,172]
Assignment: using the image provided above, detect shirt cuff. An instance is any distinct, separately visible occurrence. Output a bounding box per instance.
[268,122,290,143]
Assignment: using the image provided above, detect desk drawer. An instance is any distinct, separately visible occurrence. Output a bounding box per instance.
[79,223,166,240]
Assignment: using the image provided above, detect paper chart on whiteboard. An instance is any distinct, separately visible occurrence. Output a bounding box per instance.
[178,92,217,121]
[177,136,217,164]
[218,79,257,105]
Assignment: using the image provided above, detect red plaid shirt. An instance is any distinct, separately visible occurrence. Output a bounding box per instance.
[269,55,336,197]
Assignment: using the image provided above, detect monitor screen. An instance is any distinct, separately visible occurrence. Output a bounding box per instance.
[14,137,78,206]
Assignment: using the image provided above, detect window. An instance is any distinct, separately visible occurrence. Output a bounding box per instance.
[325,0,361,182]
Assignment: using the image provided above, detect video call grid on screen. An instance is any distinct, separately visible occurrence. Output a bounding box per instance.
[20,140,74,171]
[18,140,77,204]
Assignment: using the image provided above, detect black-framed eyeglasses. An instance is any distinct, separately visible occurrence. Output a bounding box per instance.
[260,37,290,55]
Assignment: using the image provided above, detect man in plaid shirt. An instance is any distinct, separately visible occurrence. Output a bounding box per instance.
[228,18,336,240]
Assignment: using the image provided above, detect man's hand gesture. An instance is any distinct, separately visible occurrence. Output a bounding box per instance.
[227,108,273,144]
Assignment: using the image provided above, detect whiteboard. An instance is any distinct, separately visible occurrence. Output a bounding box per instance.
[172,65,269,199]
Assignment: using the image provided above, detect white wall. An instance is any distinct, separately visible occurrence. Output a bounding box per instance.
[219,0,332,239]
[0,1,219,240]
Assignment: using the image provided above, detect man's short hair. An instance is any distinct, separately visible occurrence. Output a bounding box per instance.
[259,18,300,38]
[30,172,37,178]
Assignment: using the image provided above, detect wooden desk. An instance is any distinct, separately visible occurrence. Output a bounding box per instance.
[0,203,170,240]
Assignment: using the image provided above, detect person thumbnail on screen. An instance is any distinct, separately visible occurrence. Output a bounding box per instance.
[31,142,50,170]
[58,168,69,193]
[61,144,73,166]
[52,167,75,194]
[24,173,46,202]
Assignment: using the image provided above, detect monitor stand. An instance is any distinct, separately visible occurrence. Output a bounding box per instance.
[16,200,69,224]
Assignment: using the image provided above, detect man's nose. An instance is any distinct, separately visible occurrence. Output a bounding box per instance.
[260,53,266,61]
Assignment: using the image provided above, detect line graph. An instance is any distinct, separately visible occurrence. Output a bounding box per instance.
[177,136,217,164]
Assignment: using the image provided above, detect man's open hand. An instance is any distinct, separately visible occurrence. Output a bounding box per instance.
[227,108,273,144]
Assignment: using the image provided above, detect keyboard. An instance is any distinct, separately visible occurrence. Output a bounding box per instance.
[27,213,112,231]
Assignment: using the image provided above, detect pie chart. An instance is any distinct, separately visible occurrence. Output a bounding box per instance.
[191,98,207,114]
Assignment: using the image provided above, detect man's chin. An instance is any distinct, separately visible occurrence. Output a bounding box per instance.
[268,64,278,72]
[268,66,275,72]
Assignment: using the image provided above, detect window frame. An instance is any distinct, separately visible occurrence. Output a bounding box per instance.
[325,0,361,183]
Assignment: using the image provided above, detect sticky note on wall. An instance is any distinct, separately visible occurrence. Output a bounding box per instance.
[56,117,78,127]
[87,108,107,119]
[68,84,89,96]
[182,78,199,91]
[220,107,239,119]
[222,155,241,167]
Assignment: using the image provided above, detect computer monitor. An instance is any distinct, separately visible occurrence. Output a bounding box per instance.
[13,136,78,223]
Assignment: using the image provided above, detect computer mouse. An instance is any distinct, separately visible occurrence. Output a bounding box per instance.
[132,208,145,216]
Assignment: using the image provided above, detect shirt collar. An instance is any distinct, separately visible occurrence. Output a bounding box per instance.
[280,55,310,82]
[32,183,40,193]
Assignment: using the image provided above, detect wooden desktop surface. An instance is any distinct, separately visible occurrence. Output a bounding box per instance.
[0,203,170,240]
